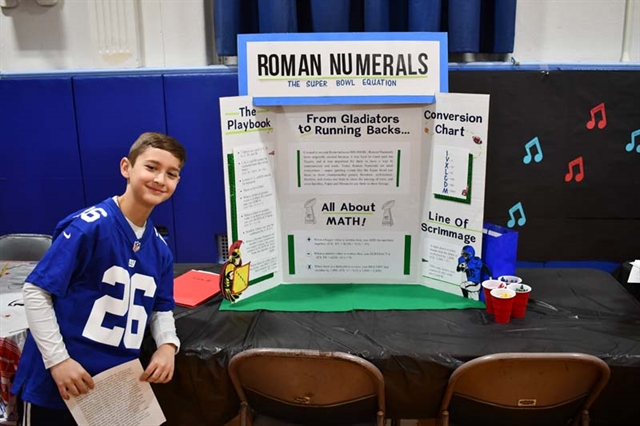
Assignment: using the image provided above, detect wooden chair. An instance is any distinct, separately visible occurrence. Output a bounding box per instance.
[437,352,611,426]
[0,233,52,261]
[228,348,386,426]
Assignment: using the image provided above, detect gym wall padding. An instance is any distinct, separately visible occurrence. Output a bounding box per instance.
[1,69,638,264]
[0,78,85,237]
[73,75,177,256]
[163,73,239,263]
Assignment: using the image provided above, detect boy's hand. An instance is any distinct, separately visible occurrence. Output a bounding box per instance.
[50,358,94,400]
[140,343,176,384]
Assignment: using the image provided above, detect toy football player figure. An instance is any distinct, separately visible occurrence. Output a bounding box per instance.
[456,245,491,300]
[11,132,185,426]
[220,240,250,303]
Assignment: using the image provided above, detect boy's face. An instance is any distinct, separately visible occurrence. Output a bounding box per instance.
[121,147,182,207]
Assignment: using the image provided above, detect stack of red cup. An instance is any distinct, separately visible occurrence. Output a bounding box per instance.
[507,283,532,318]
[482,276,531,323]
[490,287,516,323]
[481,279,505,314]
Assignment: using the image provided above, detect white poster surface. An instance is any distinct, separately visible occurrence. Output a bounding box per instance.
[238,32,448,105]
[220,93,489,302]
[421,93,490,300]
[220,96,282,296]
[276,104,424,284]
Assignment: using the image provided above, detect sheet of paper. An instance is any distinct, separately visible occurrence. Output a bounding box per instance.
[232,143,279,278]
[277,104,424,284]
[65,359,166,426]
[431,145,472,203]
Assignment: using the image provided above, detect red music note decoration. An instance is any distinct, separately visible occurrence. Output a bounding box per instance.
[564,156,585,182]
[586,103,607,130]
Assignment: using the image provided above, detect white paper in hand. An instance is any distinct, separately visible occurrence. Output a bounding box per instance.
[64,359,166,426]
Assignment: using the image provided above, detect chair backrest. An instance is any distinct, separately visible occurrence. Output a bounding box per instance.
[0,234,52,261]
[228,348,385,426]
[438,352,611,426]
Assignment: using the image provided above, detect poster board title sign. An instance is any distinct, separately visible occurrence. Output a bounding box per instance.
[238,32,448,105]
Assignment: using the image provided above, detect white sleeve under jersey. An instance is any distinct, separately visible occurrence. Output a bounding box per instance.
[23,282,70,369]
[149,311,181,353]
[23,282,180,368]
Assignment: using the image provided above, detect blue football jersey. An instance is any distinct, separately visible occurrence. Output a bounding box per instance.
[12,197,175,409]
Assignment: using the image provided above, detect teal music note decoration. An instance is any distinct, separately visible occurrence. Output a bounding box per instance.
[523,137,543,164]
[507,202,526,228]
[625,129,640,153]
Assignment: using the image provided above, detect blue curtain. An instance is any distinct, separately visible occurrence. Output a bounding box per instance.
[214,0,517,57]
[408,0,442,32]
[447,0,481,53]
[214,0,259,56]
[493,0,518,53]
[258,0,298,33]
[364,0,389,31]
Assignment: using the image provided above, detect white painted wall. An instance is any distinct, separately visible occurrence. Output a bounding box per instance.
[515,0,639,63]
[0,0,638,73]
[0,0,210,72]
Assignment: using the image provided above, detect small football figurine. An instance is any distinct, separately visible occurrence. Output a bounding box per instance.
[219,240,250,302]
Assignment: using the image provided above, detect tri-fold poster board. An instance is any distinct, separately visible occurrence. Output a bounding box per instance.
[219,32,490,308]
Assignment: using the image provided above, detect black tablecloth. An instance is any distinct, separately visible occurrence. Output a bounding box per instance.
[613,260,640,302]
[143,266,640,426]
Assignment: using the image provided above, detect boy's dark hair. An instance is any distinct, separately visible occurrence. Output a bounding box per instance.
[128,132,187,168]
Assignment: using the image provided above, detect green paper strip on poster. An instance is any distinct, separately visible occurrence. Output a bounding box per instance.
[403,235,411,275]
[227,153,238,241]
[250,273,274,286]
[288,235,295,275]
[296,150,301,187]
[220,284,485,312]
[396,149,401,187]
[434,153,473,204]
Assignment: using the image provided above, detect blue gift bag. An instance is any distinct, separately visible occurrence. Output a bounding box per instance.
[481,222,519,281]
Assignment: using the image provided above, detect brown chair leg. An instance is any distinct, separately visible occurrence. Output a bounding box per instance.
[440,410,449,426]
[239,402,253,426]
[581,409,589,426]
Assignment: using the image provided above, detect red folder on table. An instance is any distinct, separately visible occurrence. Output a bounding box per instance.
[174,270,220,308]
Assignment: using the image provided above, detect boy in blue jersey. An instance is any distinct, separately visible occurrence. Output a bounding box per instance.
[11,132,186,425]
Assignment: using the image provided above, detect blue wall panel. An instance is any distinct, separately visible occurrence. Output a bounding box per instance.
[163,73,239,263]
[0,78,84,236]
[72,76,177,255]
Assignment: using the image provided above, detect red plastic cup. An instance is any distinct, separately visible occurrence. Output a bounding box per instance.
[498,275,523,285]
[507,283,532,318]
[490,288,516,323]
[481,279,505,314]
